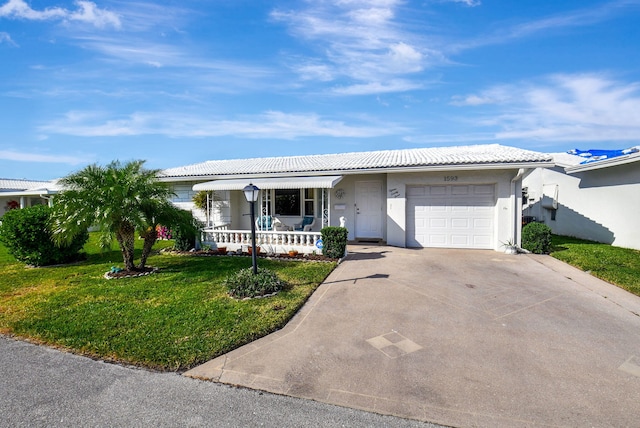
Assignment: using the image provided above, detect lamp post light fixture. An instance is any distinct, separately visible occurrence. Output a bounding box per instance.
[243,183,260,275]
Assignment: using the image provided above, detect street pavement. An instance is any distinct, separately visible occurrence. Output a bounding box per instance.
[0,336,441,428]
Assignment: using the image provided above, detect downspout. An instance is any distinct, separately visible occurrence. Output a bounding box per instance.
[39,193,54,207]
[510,169,529,247]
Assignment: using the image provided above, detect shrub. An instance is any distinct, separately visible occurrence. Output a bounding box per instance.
[522,222,552,254]
[224,267,285,299]
[321,226,348,259]
[0,205,88,266]
[171,210,201,251]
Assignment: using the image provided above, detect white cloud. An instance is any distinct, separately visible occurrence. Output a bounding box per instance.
[452,73,640,143]
[443,0,481,6]
[272,0,437,95]
[0,0,120,29]
[0,150,87,164]
[0,31,16,45]
[453,0,640,51]
[332,79,423,95]
[40,110,407,140]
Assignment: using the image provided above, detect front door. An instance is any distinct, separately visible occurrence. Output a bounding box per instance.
[355,181,383,239]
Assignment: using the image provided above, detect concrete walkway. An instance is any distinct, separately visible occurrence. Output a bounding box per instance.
[186,245,640,427]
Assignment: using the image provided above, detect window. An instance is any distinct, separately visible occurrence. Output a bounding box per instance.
[275,189,301,216]
[304,188,315,216]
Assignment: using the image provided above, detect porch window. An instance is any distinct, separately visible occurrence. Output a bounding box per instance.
[275,189,301,216]
[304,188,315,216]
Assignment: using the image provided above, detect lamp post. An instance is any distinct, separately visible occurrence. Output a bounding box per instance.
[243,183,260,275]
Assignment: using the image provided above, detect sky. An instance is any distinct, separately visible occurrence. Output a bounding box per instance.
[1,0,640,180]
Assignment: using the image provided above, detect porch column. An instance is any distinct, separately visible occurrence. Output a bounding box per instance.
[322,188,329,228]
[19,196,25,209]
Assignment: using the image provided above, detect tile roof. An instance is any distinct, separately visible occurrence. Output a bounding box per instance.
[160,144,552,178]
[0,179,55,191]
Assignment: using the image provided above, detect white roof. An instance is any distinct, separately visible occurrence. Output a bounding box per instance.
[160,144,552,179]
[0,179,54,191]
[550,153,585,168]
[0,179,62,197]
[193,176,343,191]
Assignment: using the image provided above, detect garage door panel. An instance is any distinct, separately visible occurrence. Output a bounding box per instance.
[407,184,495,249]
[451,218,470,228]
[473,218,492,229]
[429,218,447,228]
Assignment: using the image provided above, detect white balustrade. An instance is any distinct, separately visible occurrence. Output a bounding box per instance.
[202,229,322,254]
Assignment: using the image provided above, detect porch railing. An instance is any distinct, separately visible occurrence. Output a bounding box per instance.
[202,228,322,254]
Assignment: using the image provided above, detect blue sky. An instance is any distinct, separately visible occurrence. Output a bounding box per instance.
[1,0,639,180]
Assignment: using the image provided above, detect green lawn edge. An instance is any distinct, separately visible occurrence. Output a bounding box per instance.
[550,235,640,297]
[0,236,336,372]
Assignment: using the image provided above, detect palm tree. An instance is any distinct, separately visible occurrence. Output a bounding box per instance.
[51,160,193,271]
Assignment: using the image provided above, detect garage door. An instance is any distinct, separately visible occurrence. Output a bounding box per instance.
[407,184,495,249]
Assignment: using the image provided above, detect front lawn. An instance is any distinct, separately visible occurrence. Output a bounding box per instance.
[551,235,640,297]
[0,236,335,371]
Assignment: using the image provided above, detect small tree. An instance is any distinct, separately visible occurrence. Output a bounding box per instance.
[0,205,88,266]
[51,160,193,271]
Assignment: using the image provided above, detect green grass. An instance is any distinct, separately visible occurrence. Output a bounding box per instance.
[0,235,335,371]
[551,235,640,297]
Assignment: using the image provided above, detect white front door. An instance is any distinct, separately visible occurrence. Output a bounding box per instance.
[355,181,383,239]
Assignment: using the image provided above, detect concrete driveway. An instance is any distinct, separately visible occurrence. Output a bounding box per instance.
[186,246,640,427]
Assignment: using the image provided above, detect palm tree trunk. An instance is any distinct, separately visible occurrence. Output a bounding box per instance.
[138,227,158,269]
[116,223,136,271]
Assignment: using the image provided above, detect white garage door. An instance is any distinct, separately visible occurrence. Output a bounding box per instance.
[407,184,495,249]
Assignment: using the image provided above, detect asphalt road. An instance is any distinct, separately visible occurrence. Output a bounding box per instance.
[0,336,441,428]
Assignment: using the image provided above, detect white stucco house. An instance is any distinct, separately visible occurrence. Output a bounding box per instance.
[0,179,58,218]
[159,144,553,254]
[523,148,640,250]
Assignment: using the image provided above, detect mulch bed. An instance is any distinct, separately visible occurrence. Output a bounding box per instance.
[160,248,337,262]
[104,266,159,279]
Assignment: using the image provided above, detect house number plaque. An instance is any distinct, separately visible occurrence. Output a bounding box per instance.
[444,176,458,182]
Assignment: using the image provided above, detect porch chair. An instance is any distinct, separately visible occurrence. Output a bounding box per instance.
[294,215,316,232]
[273,217,293,231]
[255,215,273,231]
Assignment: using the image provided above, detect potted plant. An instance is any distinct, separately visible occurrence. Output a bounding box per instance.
[247,246,261,256]
[288,249,299,257]
[217,246,227,255]
[501,239,518,255]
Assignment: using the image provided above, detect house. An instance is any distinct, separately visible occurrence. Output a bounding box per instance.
[523,147,640,250]
[159,144,553,254]
[0,179,58,218]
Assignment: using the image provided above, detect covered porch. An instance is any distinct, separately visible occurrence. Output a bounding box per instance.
[194,176,343,254]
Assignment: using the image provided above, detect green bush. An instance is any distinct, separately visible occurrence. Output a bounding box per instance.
[321,226,348,259]
[522,222,552,254]
[0,205,88,266]
[171,210,201,251]
[224,267,285,299]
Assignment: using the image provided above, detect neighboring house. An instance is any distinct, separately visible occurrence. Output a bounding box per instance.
[0,179,59,218]
[159,144,553,253]
[523,148,640,250]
